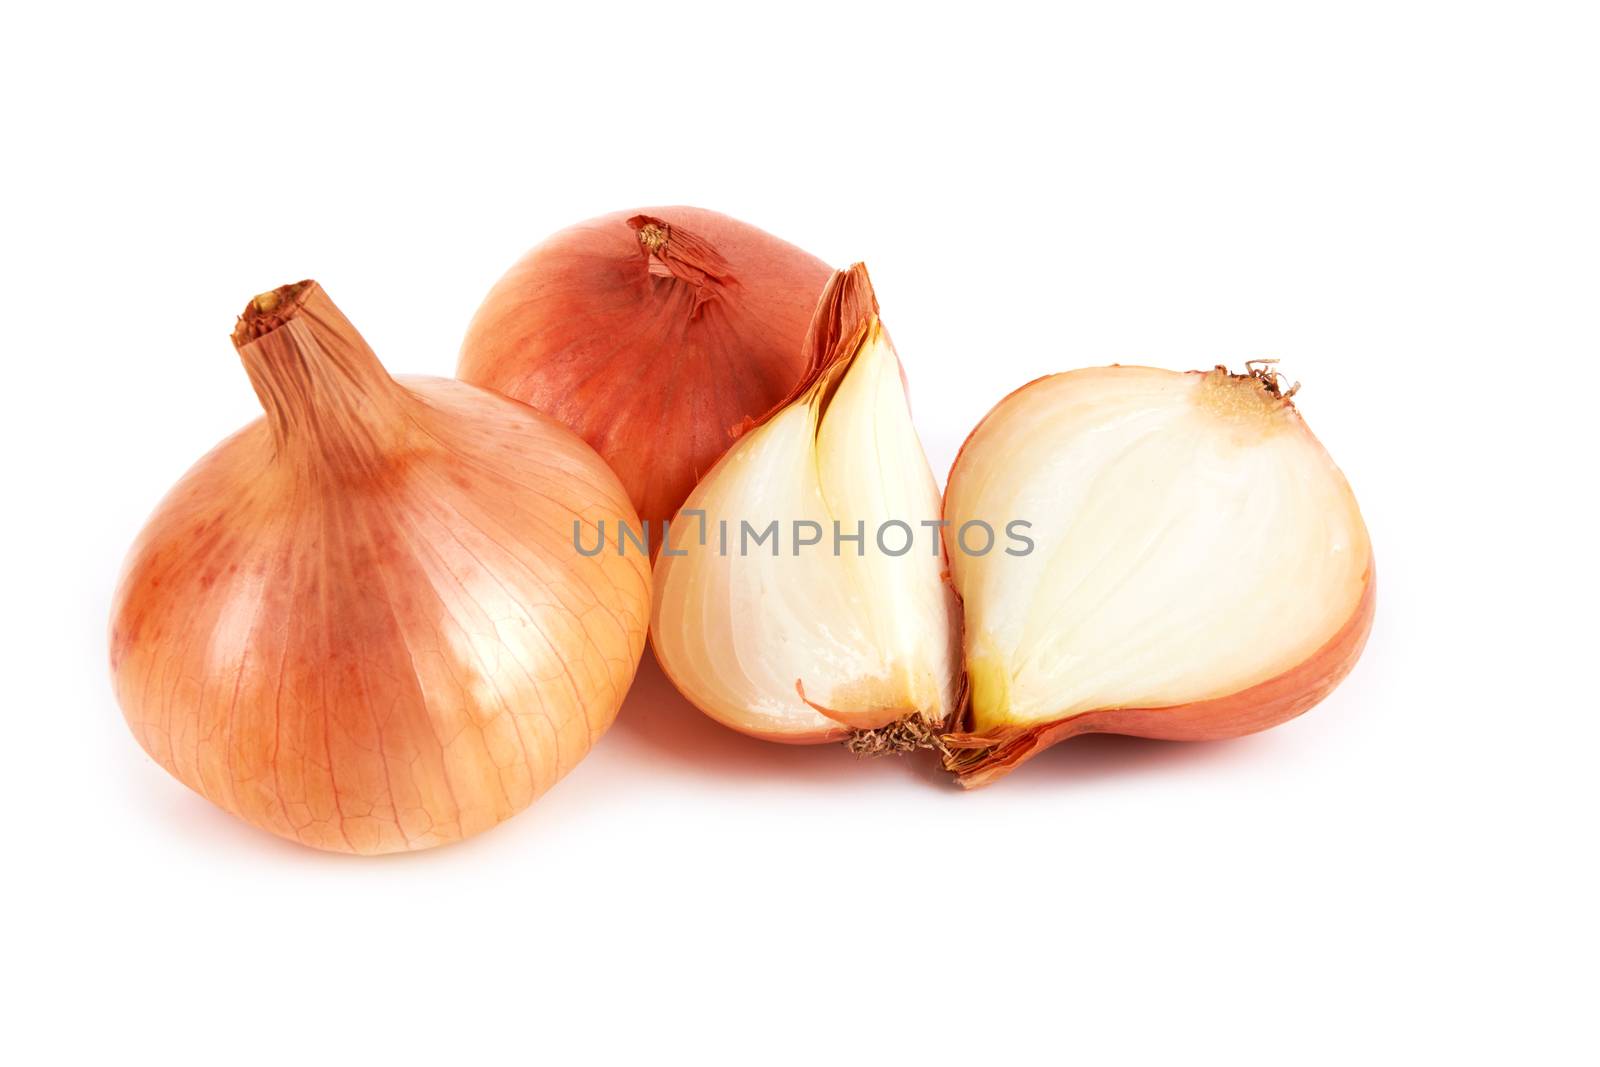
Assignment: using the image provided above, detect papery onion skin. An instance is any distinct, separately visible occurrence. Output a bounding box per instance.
[110,282,650,854]
[941,365,1374,787]
[458,206,833,533]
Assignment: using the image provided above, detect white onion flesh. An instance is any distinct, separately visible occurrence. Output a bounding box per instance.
[945,365,1372,739]
[651,302,960,742]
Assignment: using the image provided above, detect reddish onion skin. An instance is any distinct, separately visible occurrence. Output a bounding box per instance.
[457,207,832,533]
[110,282,650,854]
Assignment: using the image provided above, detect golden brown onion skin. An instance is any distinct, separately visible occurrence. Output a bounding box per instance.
[458,207,832,532]
[110,283,650,854]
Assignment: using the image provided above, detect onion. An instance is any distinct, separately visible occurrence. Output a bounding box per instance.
[941,364,1375,786]
[649,264,962,746]
[458,207,833,535]
[109,281,650,853]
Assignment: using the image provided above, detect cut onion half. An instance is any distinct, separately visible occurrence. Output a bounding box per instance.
[650,265,961,744]
[942,364,1375,786]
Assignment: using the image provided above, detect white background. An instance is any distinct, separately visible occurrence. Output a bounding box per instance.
[3,2,1596,1063]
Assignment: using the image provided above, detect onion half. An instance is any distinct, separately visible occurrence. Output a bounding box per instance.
[650,265,961,745]
[941,365,1374,786]
[110,282,650,853]
[458,207,832,534]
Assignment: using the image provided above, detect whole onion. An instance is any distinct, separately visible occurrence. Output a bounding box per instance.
[458,207,832,533]
[110,281,650,853]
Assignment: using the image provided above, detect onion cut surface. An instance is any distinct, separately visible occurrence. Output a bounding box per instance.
[110,282,650,853]
[650,265,960,744]
[942,365,1374,786]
